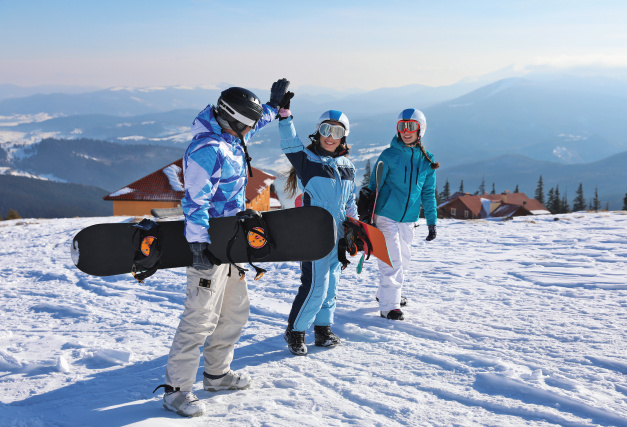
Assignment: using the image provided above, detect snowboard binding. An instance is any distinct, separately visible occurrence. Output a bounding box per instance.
[338,219,373,270]
[131,219,163,283]
[226,209,275,281]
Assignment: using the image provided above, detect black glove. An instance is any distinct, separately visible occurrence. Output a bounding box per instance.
[279,91,294,110]
[357,187,375,224]
[189,242,213,270]
[426,224,437,241]
[268,78,290,109]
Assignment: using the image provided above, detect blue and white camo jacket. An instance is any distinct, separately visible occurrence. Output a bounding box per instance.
[182,103,277,243]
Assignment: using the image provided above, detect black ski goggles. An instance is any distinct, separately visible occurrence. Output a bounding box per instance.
[319,122,346,140]
[397,120,420,133]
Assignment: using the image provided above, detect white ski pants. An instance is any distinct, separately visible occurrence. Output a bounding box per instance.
[165,264,250,392]
[375,215,415,311]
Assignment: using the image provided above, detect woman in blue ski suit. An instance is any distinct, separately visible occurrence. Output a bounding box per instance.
[369,108,439,321]
[279,105,357,356]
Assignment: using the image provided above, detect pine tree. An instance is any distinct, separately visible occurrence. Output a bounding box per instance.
[535,175,545,205]
[546,188,556,214]
[514,184,519,193]
[560,194,571,213]
[478,177,486,195]
[623,190,627,211]
[361,158,371,188]
[552,186,562,214]
[590,187,601,211]
[440,179,451,201]
[5,209,21,220]
[459,179,464,193]
[490,182,496,195]
[573,182,586,211]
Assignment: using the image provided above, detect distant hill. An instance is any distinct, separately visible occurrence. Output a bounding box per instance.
[11,110,197,146]
[0,83,102,102]
[436,151,627,210]
[15,138,185,191]
[5,75,627,167]
[0,145,9,167]
[0,87,223,116]
[424,76,627,166]
[0,175,111,219]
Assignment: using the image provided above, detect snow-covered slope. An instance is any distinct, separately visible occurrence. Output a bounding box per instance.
[1,212,626,426]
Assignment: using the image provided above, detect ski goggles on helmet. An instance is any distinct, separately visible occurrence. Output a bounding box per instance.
[318,122,346,140]
[397,120,420,133]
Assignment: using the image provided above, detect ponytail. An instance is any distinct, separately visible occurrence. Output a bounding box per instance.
[417,142,440,169]
[397,133,440,169]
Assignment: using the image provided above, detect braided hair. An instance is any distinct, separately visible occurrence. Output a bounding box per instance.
[398,132,440,170]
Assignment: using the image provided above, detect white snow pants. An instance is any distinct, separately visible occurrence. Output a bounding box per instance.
[375,215,415,311]
[165,264,250,391]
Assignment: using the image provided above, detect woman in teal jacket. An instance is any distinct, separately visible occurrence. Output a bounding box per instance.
[369,108,439,320]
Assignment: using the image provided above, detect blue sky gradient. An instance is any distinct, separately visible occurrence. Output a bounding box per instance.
[1,0,626,90]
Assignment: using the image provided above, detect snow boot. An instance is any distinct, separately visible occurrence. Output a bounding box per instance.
[376,296,408,307]
[158,385,205,417]
[203,370,251,392]
[284,326,307,355]
[314,325,341,347]
[381,309,405,320]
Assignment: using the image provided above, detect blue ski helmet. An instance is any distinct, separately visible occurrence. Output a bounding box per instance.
[317,110,350,136]
[398,108,426,139]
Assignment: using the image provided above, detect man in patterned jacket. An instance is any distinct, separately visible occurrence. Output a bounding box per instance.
[156,79,290,417]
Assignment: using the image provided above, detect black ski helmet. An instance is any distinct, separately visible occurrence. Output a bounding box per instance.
[216,87,263,132]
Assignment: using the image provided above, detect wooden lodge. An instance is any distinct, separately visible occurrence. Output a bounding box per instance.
[104,158,280,216]
[438,191,550,220]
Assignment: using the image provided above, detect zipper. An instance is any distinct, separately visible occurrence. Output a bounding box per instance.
[404,167,407,183]
[416,166,419,184]
[400,149,415,221]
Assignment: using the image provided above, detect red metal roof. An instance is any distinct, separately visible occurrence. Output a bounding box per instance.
[104,158,275,203]
[440,192,548,216]
[490,204,527,218]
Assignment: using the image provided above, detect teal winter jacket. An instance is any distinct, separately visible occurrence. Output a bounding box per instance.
[369,136,437,225]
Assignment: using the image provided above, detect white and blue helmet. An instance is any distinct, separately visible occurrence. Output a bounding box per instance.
[317,110,350,136]
[398,108,426,139]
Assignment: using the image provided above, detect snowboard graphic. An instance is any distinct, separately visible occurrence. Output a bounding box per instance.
[347,216,393,269]
[72,206,336,278]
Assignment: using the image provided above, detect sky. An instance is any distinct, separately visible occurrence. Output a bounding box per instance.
[1,0,627,91]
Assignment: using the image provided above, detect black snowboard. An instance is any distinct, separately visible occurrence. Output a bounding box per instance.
[72,206,336,277]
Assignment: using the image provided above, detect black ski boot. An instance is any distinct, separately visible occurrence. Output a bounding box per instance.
[376,296,408,307]
[284,326,307,356]
[381,309,405,320]
[314,325,341,347]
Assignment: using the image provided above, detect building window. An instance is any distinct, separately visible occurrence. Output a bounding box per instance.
[451,208,456,216]
[464,210,469,218]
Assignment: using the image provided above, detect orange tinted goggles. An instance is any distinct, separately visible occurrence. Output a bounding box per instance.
[397,120,420,133]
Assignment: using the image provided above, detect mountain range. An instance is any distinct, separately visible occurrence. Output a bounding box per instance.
[1,73,626,216]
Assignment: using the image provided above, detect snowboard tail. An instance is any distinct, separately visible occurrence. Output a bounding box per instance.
[347,216,393,268]
[72,207,336,278]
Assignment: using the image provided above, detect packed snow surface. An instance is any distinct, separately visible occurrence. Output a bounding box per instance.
[0,212,626,426]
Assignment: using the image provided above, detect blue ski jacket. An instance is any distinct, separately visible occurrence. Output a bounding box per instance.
[279,117,357,237]
[369,136,437,225]
[182,103,277,243]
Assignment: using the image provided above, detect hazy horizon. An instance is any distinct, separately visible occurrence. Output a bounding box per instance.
[2,1,627,91]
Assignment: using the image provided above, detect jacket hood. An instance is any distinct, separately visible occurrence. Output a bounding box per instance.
[190,104,248,143]
[389,135,415,154]
[191,104,222,137]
